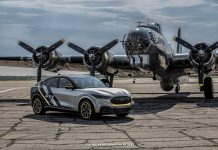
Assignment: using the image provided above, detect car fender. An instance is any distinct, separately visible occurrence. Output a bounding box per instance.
[78,96,100,113]
[31,93,49,107]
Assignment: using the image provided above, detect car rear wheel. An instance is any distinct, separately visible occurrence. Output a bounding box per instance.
[116,113,129,117]
[32,97,46,115]
[79,100,95,119]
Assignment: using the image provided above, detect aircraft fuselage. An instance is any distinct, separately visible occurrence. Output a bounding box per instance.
[124,23,186,91]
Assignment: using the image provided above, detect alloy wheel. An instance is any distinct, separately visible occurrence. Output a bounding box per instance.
[80,101,93,119]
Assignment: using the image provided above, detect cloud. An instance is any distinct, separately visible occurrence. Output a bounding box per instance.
[0,0,217,56]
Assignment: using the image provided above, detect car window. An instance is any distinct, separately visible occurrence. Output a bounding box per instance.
[71,76,107,88]
[59,78,73,88]
[46,78,59,88]
[40,80,46,85]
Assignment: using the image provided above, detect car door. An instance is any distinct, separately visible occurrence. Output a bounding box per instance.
[42,77,60,107]
[51,77,78,110]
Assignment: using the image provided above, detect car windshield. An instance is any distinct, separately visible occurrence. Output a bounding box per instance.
[71,76,107,89]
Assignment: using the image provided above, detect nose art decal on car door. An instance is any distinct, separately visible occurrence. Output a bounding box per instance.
[46,86,61,107]
[38,86,50,105]
[40,86,53,106]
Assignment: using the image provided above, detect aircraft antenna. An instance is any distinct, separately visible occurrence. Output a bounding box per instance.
[136,21,147,27]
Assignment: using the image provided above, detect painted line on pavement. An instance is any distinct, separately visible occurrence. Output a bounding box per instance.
[0,87,28,94]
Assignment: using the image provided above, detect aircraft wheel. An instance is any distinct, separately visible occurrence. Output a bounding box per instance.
[32,97,46,115]
[204,77,214,99]
[79,100,95,119]
[133,78,136,84]
[175,85,180,94]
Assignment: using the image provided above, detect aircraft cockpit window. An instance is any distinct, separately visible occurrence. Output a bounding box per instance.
[148,32,155,43]
[154,23,161,33]
[148,23,161,33]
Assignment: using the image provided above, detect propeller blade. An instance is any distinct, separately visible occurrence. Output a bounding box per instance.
[178,27,181,38]
[198,60,204,91]
[37,55,42,82]
[176,27,182,53]
[67,42,88,55]
[90,61,95,76]
[173,36,198,52]
[18,41,35,54]
[98,39,119,55]
[206,41,218,52]
[45,39,65,53]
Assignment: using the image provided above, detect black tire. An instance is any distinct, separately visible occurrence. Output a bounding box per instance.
[79,100,95,120]
[175,86,180,94]
[204,77,214,99]
[32,97,46,115]
[116,113,129,118]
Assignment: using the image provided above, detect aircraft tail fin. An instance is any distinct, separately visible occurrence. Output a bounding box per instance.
[176,27,182,53]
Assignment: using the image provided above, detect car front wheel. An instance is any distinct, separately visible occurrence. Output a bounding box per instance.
[32,97,46,115]
[79,100,95,119]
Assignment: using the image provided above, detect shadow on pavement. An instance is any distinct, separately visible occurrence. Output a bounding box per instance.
[0,99,29,103]
[133,92,218,114]
[24,112,134,125]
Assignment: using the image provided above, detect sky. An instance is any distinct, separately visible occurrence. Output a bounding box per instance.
[0,0,218,56]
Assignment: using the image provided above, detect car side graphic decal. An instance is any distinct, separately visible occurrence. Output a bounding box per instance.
[40,87,53,105]
[37,85,51,105]
[47,87,61,107]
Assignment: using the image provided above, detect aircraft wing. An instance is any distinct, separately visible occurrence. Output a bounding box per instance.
[0,56,34,68]
[0,56,85,71]
[0,55,133,74]
[171,51,218,77]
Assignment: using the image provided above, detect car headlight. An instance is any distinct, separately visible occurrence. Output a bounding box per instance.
[91,94,112,99]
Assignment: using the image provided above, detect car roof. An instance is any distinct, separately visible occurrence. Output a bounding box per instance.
[40,74,92,82]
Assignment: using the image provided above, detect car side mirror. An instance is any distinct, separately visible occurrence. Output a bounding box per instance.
[65,84,74,90]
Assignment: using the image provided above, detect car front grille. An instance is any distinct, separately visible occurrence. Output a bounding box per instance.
[111,96,131,104]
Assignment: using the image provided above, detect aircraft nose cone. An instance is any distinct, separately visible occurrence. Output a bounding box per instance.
[198,50,206,58]
[124,29,151,55]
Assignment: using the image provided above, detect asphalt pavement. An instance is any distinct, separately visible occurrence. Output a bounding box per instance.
[0,78,218,149]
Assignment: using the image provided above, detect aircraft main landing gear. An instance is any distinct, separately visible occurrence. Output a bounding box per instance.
[203,77,214,99]
[133,78,136,84]
[175,84,180,94]
[102,70,119,87]
[152,73,157,80]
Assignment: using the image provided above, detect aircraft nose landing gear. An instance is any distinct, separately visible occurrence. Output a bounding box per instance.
[203,77,214,99]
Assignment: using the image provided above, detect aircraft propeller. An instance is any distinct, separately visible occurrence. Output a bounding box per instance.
[174,36,218,90]
[18,39,65,82]
[176,27,182,53]
[67,39,119,76]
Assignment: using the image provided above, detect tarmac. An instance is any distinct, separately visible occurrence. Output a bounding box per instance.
[0,78,218,149]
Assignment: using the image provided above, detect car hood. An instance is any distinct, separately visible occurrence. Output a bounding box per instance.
[80,88,131,97]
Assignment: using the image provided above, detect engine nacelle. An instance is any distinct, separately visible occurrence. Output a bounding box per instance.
[32,46,59,71]
[160,79,174,91]
[83,47,114,74]
[190,42,215,73]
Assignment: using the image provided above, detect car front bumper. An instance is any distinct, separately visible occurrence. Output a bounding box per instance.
[99,106,133,115]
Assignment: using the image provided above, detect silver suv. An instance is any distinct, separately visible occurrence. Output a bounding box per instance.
[30,75,134,119]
